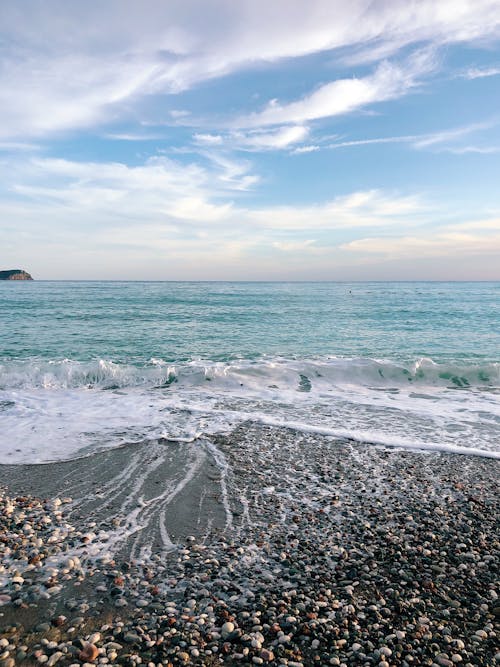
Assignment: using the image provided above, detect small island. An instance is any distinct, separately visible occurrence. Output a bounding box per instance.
[0,269,33,280]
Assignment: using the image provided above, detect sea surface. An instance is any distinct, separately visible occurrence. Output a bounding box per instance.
[1,281,499,463]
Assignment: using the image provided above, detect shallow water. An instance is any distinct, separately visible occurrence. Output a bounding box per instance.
[1,281,499,462]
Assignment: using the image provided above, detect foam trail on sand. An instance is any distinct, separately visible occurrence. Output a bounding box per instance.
[249,415,500,460]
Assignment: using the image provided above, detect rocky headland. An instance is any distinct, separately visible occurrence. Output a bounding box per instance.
[0,269,33,280]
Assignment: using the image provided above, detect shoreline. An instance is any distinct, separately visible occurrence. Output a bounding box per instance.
[1,425,498,666]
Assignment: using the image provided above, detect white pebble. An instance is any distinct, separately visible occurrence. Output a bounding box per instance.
[221,621,235,637]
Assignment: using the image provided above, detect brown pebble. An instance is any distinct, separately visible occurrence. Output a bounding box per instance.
[52,616,66,627]
[78,643,99,662]
[260,648,275,661]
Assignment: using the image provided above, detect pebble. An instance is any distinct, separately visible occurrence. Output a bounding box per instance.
[221,621,235,637]
[0,433,497,667]
[47,651,63,666]
[260,648,274,661]
[78,644,99,662]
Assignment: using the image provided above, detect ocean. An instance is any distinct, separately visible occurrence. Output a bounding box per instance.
[1,281,499,664]
[1,280,499,463]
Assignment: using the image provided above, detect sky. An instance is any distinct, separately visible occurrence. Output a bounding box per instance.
[1,0,500,280]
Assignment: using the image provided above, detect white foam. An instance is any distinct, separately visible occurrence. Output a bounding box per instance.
[249,416,500,460]
[1,356,498,390]
[1,356,499,464]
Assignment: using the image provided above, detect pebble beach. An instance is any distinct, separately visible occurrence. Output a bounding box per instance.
[1,424,498,667]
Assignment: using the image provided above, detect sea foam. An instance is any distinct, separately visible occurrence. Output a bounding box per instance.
[1,356,499,464]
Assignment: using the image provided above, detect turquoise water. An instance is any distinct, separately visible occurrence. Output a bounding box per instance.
[0,281,499,462]
[1,281,499,362]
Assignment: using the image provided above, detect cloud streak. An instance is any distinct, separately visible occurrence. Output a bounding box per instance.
[462,66,500,79]
[1,1,499,138]
[341,232,500,258]
[236,51,436,128]
[194,125,309,151]
[325,120,498,154]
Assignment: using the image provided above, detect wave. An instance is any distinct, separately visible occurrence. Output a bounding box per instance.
[0,356,498,391]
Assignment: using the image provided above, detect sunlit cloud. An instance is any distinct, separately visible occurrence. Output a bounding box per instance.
[341,232,500,258]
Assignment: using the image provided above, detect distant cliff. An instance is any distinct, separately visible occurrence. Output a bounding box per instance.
[0,269,33,280]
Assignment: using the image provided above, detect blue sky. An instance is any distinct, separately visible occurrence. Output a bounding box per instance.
[1,0,499,279]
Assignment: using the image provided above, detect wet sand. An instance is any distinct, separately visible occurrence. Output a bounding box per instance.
[1,424,498,666]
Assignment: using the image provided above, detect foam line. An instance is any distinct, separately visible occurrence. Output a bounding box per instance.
[250,415,500,460]
[202,439,233,529]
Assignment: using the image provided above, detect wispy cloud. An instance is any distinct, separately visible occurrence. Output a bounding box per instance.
[0,155,426,249]
[328,135,417,149]
[236,50,436,128]
[325,120,498,154]
[103,132,166,141]
[2,150,499,278]
[272,239,321,253]
[0,141,41,152]
[412,121,494,148]
[194,125,309,151]
[292,145,320,154]
[449,216,500,230]
[439,145,500,154]
[341,231,500,258]
[461,66,500,79]
[246,190,425,230]
[1,2,499,138]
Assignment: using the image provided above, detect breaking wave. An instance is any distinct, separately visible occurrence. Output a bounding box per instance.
[0,356,498,391]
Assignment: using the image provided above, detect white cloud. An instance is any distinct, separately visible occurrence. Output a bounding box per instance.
[194,125,309,151]
[3,155,245,231]
[341,232,500,258]
[439,145,500,154]
[411,121,494,149]
[236,50,436,128]
[246,190,424,230]
[197,152,259,190]
[238,126,310,149]
[462,66,500,79]
[292,145,320,154]
[1,1,500,138]
[3,155,423,234]
[325,120,498,153]
[450,216,500,230]
[329,135,418,149]
[193,133,224,145]
[2,150,499,278]
[0,141,41,152]
[272,239,322,253]
[103,132,166,141]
